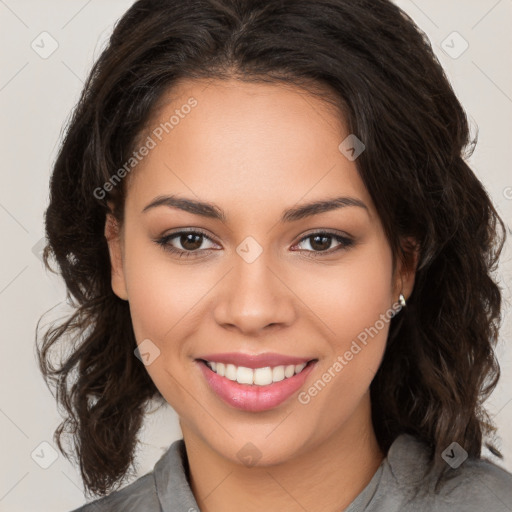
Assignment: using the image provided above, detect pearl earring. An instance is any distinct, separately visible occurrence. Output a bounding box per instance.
[399,293,407,307]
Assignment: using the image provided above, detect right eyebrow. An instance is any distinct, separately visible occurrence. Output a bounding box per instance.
[141,194,369,223]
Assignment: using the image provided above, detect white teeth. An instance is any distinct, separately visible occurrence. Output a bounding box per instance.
[236,366,254,384]
[205,360,310,386]
[225,364,237,381]
[284,365,295,378]
[272,365,285,382]
[295,363,306,373]
[254,367,273,386]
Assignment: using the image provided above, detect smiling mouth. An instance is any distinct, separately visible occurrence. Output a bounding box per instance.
[197,359,318,386]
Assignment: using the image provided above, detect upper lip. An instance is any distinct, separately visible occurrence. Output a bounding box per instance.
[196,352,316,369]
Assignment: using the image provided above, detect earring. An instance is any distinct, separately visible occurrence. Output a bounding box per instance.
[399,293,407,307]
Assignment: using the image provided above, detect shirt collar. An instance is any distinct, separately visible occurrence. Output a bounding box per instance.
[154,439,201,512]
[152,434,430,511]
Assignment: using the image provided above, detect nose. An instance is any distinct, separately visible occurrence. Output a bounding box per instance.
[213,250,296,336]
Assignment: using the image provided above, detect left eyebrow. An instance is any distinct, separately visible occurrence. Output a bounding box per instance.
[281,196,368,222]
[141,195,369,223]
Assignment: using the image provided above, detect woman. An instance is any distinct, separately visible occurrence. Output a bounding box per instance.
[37,0,512,510]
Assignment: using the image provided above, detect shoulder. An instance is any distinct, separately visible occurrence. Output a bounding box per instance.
[69,438,196,512]
[69,472,159,511]
[385,434,512,511]
[431,456,512,509]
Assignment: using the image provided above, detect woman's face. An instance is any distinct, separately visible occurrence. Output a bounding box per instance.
[106,78,414,465]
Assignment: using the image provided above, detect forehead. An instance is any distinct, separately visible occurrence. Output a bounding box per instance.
[125,78,374,221]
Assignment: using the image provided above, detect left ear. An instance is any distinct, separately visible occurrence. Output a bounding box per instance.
[393,236,420,303]
[104,207,129,301]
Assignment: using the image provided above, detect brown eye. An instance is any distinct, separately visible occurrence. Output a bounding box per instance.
[179,233,204,251]
[155,229,218,258]
[309,234,332,251]
[293,232,355,256]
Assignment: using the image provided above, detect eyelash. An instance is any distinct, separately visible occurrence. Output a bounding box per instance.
[154,229,355,259]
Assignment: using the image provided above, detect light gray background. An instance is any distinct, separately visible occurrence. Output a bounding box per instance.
[0,1,511,511]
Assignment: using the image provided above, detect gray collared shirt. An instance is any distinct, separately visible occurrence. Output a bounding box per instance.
[71,434,512,511]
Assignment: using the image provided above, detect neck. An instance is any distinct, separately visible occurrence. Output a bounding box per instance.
[182,396,384,512]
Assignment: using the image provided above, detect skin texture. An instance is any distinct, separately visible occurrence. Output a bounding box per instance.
[105,78,417,512]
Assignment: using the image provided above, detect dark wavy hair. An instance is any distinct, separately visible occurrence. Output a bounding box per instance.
[36,0,507,498]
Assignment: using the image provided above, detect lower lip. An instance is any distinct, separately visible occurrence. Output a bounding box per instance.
[196,360,317,412]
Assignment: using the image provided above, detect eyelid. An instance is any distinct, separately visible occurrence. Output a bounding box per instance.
[155,227,355,259]
[159,227,352,246]
[291,229,354,253]
[154,228,219,258]
[163,227,219,247]
[163,227,217,240]
[294,228,352,242]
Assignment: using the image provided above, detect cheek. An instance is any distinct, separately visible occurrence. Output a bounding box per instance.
[298,238,394,393]
[302,237,394,345]
[123,221,394,409]
[122,233,208,344]
[122,234,211,411]
[123,225,394,349]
